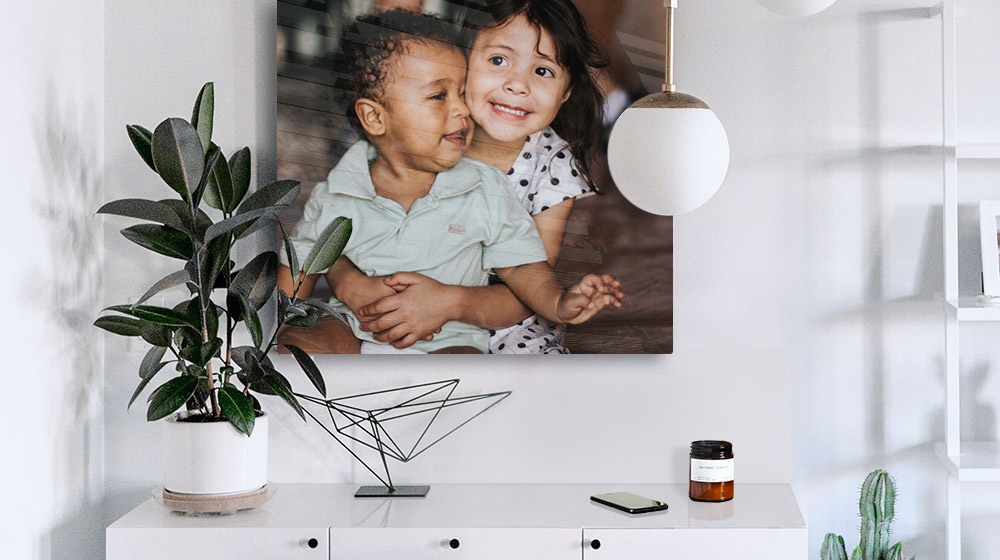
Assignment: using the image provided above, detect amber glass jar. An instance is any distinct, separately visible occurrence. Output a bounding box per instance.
[689,440,734,502]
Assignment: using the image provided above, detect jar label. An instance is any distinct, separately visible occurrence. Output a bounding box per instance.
[691,458,734,483]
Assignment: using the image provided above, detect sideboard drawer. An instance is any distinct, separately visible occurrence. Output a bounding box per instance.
[582,527,807,559]
[330,527,581,560]
[108,527,329,559]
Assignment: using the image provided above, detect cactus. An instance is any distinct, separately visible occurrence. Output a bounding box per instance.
[857,469,895,559]
[821,533,848,560]
[819,470,914,560]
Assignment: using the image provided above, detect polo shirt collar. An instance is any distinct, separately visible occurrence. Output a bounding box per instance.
[324,141,483,200]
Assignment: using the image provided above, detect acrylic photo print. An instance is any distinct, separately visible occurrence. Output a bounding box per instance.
[275,0,672,354]
[980,200,1000,298]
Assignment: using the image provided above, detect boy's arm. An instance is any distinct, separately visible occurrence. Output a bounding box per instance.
[364,274,532,329]
[357,200,577,346]
[357,275,532,349]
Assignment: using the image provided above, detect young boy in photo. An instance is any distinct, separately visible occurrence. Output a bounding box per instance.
[277,9,622,354]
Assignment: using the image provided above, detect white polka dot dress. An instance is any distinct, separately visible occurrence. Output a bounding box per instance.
[489,127,596,355]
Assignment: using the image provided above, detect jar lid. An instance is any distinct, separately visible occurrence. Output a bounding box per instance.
[690,440,733,457]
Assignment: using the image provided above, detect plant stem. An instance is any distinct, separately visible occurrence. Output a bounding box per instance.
[262,273,307,355]
[224,229,235,387]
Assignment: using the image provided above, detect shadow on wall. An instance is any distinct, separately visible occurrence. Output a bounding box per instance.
[927,358,998,443]
[43,502,107,560]
[33,81,105,559]
[801,7,950,558]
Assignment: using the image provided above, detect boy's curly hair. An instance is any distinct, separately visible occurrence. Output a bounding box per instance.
[335,9,464,134]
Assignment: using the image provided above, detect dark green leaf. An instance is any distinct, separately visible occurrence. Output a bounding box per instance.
[97,199,184,230]
[234,213,278,241]
[191,83,214,155]
[176,297,217,338]
[262,374,306,421]
[196,234,231,301]
[231,345,269,371]
[300,298,343,319]
[234,347,266,387]
[230,252,278,311]
[134,269,190,307]
[241,296,264,349]
[140,342,168,379]
[236,180,300,215]
[302,216,351,275]
[129,346,169,409]
[121,224,194,260]
[218,385,255,436]
[204,207,280,244]
[105,304,197,328]
[276,289,291,329]
[226,292,244,322]
[279,222,299,279]
[126,124,156,172]
[203,146,234,212]
[284,344,326,397]
[146,376,199,421]
[94,315,142,336]
[151,117,205,199]
[159,199,212,238]
[213,259,235,290]
[227,147,252,213]
[178,335,222,367]
[140,322,174,347]
[284,304,320,328]
[189,144,221,209]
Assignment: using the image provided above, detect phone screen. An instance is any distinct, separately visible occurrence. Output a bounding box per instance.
[590,492,669,514]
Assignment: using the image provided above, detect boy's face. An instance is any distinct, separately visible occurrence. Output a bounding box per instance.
[373,40,471,173]
[465,14,572,146]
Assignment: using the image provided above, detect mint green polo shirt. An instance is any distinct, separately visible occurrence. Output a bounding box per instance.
[283,141,547,353]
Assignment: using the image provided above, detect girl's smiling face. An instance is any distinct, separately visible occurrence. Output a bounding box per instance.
[466,14,572,148]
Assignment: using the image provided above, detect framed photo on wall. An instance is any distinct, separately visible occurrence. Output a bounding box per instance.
[980,200,1000,298]
[275,0,672,354]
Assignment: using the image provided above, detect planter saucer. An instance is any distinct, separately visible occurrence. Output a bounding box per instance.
[153,483,276,515]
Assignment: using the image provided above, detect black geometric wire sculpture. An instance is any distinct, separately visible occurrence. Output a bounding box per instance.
[297,379,511,497]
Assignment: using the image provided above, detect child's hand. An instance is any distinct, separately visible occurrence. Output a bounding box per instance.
[357,272,455,348]
[341,275,397,320]
[556,274,624,325]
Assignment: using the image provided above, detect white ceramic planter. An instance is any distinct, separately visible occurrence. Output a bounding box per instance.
[163,411,268,495]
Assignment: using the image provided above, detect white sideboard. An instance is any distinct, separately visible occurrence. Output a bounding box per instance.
[106,483,806,559]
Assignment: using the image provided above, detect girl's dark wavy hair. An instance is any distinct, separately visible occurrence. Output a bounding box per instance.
[463,0,609,192]
[334,9,464,136]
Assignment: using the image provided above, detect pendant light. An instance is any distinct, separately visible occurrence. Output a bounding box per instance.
[755,0,837,17]
[607,0,729,216]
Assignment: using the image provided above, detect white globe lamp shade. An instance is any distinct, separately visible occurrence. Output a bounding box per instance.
[607,92,729,216]
[756,0,837,17]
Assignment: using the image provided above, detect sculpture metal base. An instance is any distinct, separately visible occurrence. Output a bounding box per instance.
[355,485,430,498]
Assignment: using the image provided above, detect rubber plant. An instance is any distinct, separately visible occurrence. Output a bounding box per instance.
[820,469,915,560]
[95,82,351,436]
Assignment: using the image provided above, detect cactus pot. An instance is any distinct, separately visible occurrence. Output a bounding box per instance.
[162,411,268,498]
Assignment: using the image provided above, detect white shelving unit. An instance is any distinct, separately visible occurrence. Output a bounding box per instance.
[938,1,1000,557]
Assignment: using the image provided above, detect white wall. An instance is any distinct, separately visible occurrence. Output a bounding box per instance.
[0,1,105,559]
[6,0,1000,558]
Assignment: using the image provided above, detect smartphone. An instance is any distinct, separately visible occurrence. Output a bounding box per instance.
[590,492,669,514]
